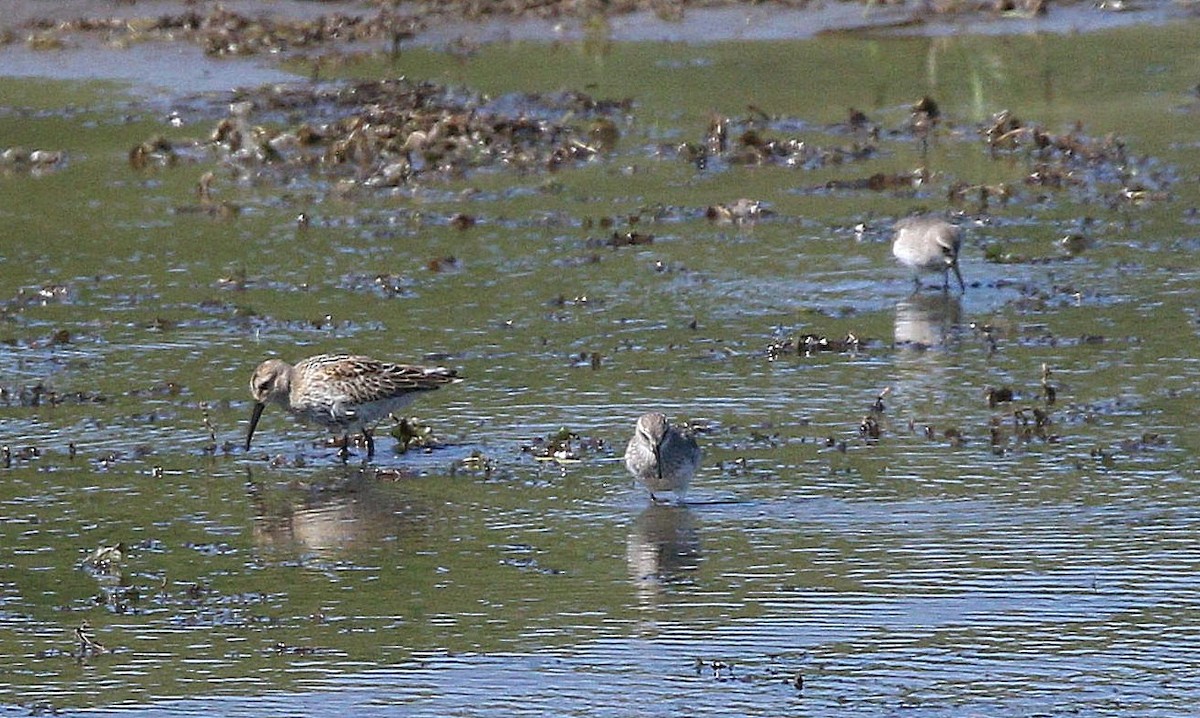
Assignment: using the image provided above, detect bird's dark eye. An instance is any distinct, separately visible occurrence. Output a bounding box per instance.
[257,381,271,393]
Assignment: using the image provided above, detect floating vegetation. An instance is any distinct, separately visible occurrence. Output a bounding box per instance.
[20,6,423,57]
[449,212,476,230]
[0,384,107,408]
[25,32,65,51]
[605,231,654,248]
[171,171,242,218]
[568,351,604,370]
[83,543,125,573]
[143,79,631,200]
[0,147,65,175]
[128,135,180,170]
[1041,363,1058,404]
[824,169,928,192]
[200,402,218,454]
[5,283,75,308]
[426,255,461,273]
[1,445,41,468]
[372,466,419,481]
[859,414,881,441]
[981,109,1171,204]
[705,198,771,224]
[1059,232,1094,256]
[447,451,513,480]
[766,332,867,360]
[521,426,606,465]
[675,111,879,171]
[871,386,891,414]
[971,365,1064,454]
[985,385,1015,408]
[389,416,443,453]
[338,272,417,298]
[74,621,109,659]
[10,0,1156,63]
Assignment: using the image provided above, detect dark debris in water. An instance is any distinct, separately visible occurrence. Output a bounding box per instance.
[1,445,43,468]
[83,542,125,573]
[521,426,607,466]
[499,553,566,575]
[450,450,512,481]
[6,283,76,308]
[389,416,444,453]
[21,6,425,58]
[692,656,809,688]
[0,146,66,176]
[0,383,107,408]
[672,111,879,172]
[980,109,1171,206]
[859,415,881,441]
[605,231,654,248]
[823,169,927,192]
[150,78,630,198]
[338,272,417,298]
[669,98,1171,215]
[766,332,871,360]
[1088,433,1169,467]
[985,385,1016,408]
[705,198,771,224]
[12,0,1157,61]
[115,80,1170,230]
[270,641,332,657]
[371,466,420,481]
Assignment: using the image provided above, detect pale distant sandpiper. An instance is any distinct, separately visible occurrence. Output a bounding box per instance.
[892,216,964,293]
[624,412,701,503]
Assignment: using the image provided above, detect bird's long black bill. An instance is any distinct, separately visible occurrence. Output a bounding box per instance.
[952,262,965,292]
[245,402,266,451]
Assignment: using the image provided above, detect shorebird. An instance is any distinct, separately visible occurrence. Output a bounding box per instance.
[892,216,964,293]
[244,353,460,458]
[624,412,702,503]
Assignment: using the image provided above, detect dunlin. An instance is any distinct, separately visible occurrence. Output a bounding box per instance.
[245,353,460,458]
[892,216,964,293]
[624,412,702,503]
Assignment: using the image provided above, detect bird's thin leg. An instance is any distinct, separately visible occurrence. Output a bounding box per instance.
[337,434,351,460]
[363,428,375,458]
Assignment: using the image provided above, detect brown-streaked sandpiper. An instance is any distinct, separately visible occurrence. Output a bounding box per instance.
[245,353,460,458]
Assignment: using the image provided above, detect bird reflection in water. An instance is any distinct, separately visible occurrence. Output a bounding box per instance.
[626,503,701,602]
[248,468,414,560]
[894,292,963,349]
[892,293,965,415]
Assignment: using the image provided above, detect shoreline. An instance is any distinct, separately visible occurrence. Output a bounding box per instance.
[0,0,1194,93]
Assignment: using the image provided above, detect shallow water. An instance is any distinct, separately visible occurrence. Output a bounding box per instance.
[2,18,1200,716]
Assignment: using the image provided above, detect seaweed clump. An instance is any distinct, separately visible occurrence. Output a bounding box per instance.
[158,79,630,196]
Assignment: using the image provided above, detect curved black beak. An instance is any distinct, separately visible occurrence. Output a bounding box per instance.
[245,401,266,451]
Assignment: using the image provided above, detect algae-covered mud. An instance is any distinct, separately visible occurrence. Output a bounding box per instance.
[1,5,1200,716]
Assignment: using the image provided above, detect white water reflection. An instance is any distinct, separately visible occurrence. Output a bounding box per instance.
[626,504,701,605]
[893,293,962,349]
[248,470,428,560]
